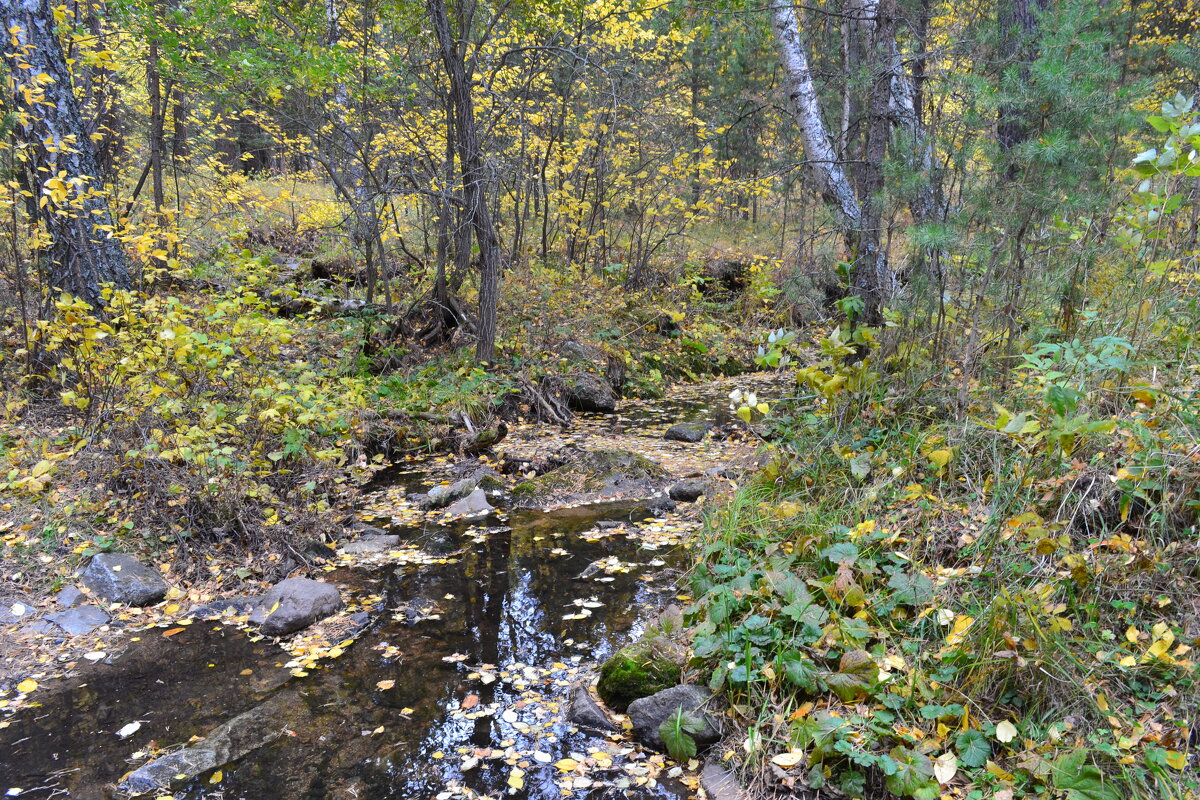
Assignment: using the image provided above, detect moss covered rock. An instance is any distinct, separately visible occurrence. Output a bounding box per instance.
[514,448,668,507]
[597,636,684,712]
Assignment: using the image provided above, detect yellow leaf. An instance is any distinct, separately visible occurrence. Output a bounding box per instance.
[995,720,1017,743]
[17,678,37,694]
[1119,655,1137,667]
[508,768,525,789]
[771,750,804,768]
[946,615,975,645]
[1096,694,1109,711]
[1125,626,1139,643]
[209,769,223,784]
[929,449,953,469]
[555,758,579,772]
[376,680,395,690]
[1165,750,1186,770]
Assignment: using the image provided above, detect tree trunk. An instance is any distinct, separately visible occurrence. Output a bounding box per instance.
[772,0,896,325]
[2,0,132,309]
[427,0,502,364]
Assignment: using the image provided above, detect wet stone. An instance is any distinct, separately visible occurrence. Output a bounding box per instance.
[627,684,720,751]
[647,495,677,516]
[567,683,619,732]
[44,605,110,636]
[668,479,707,503]
[256,578,342,637]
[565,374,617,413]
[664,421,711,443]
[342,535,402,554]
[188,595,263,618]
[444,488,494,519]
[80,553,168,607]
[700,761,748,800]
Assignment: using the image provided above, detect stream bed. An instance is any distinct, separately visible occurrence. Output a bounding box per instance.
[0,376,777,800]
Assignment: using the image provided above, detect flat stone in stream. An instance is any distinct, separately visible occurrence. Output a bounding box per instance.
[664,421,711,443]
[443,488,494,519]
[188,595,263,618]
[627,684,720,751]
[701,762,748,800]
[342,534,402,554]
[44,605,110,635]
[121,690,307,794]
[255,578,342,636]
[80,553,168,606]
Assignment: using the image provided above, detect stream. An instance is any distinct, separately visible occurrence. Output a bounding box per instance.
[0,376,775,800]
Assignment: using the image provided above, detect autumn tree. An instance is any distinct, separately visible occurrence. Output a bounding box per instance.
[2,0,131,309]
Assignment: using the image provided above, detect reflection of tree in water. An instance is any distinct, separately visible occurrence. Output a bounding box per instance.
[2,504,686,800]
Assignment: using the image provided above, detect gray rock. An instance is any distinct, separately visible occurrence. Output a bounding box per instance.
[44,605,110,636]
[664,422,711,443]
[0,594,36,624]
[627,685,720,751]
[423,477,480,509]
[55,586,86,608]
[122,690,307,794]
[80,553,168,606]
[647,495,676,516]
[443,488,494,519]
[256,578,342,637]
[342,534,402,554]
[348,523,389,537]
[669,479,708,503]
[565,375,617,413]
[188,596,263,618]
[700,762,747,800]
[567,683,618,732]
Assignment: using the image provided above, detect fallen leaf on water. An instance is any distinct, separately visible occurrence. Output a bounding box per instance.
[116,721,142,738]
[376,680,395,690]
[209,769,222,784]
[16,679,37,694]
[507,768,525,790]
[462,694,480,710]
[162,628,185,637]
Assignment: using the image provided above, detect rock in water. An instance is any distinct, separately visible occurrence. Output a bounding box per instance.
[256,578,342,636]
[668,479,708,503]
[121,690,307,794]
[596,636,684,711]
[444,488,494,519]
[700,762,748,800]
[664,422,711,443]
[80,553,168,606]
[44,605,110,635]
[564,374,617,413]
[341,534,402,554]
[566,683,618,732]
[627,685,720,751]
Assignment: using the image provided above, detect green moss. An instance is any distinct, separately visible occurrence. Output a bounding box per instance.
[510,481,536,497]
[596,637,683,711]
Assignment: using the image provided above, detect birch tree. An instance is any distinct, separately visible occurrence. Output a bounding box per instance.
[2,0,131,309]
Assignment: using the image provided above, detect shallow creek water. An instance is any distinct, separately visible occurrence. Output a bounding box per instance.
[0,377,777,800]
